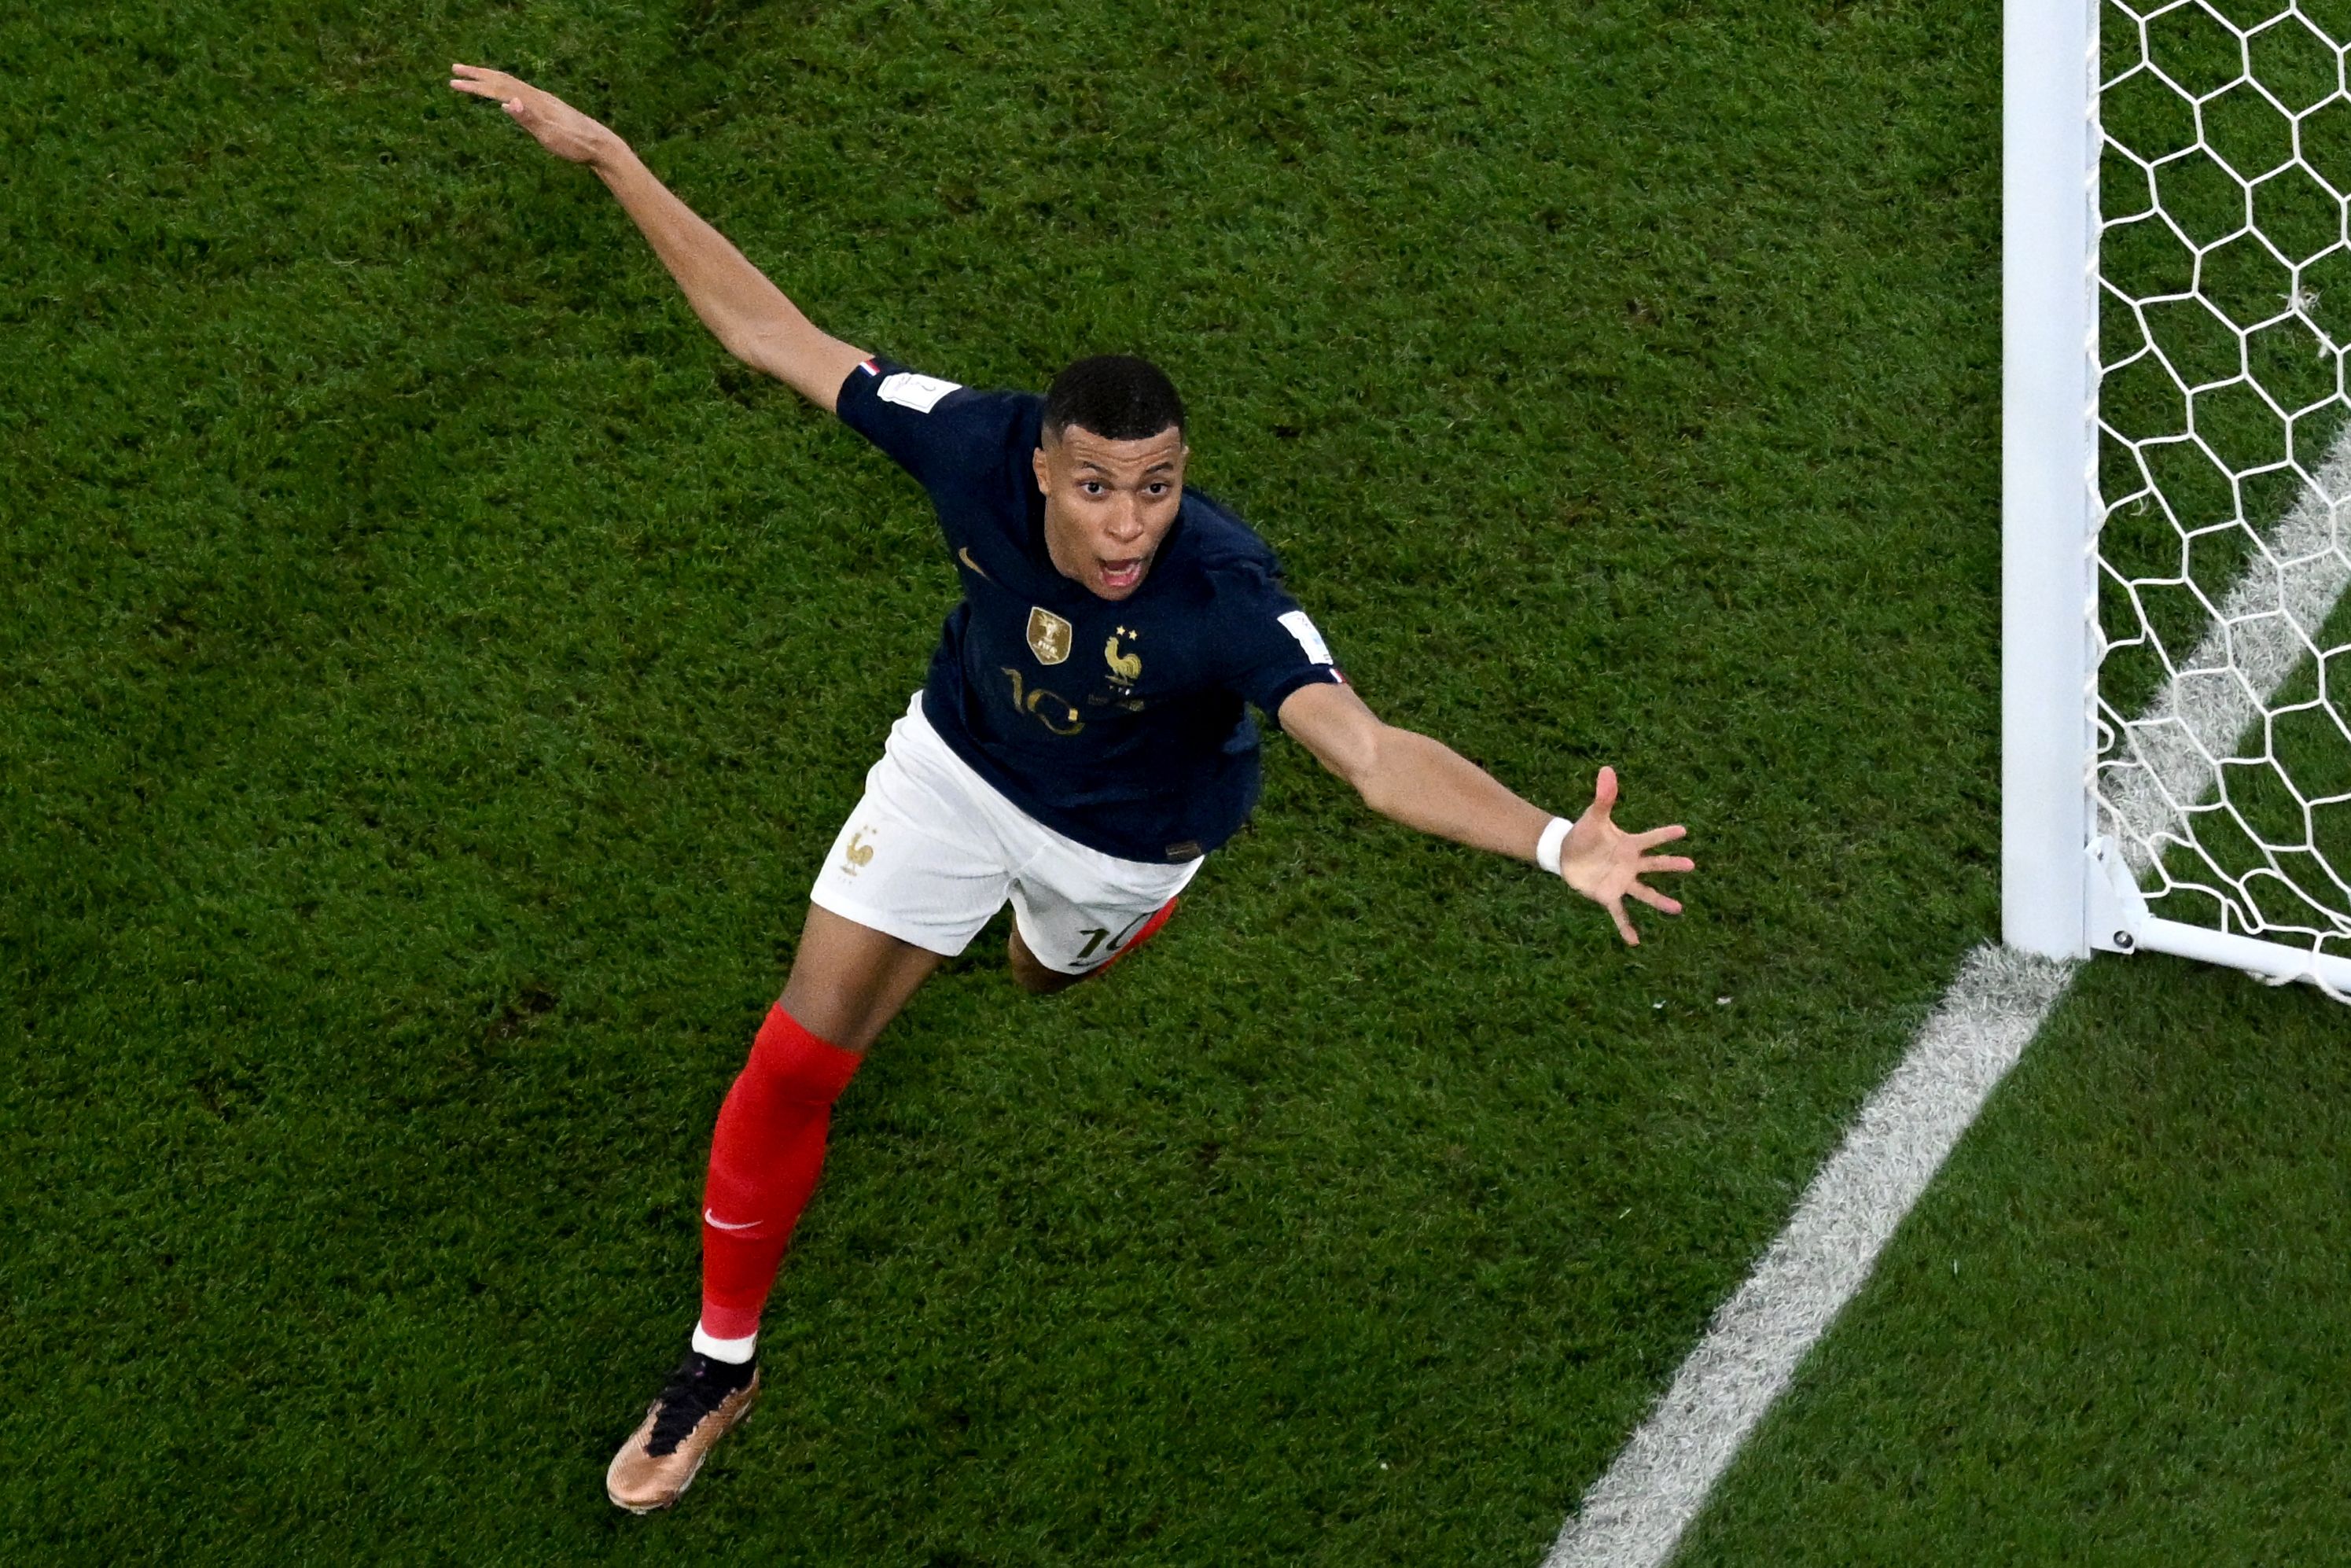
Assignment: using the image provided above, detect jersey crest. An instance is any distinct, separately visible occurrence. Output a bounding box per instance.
[1027,606,1073,665]
[1105,628,1142,686]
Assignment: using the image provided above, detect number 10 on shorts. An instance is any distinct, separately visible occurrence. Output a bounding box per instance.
[1074,909,1153,965]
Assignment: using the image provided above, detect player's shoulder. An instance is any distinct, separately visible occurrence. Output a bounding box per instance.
[1172,487,1286,590]
[841,355,1042,443]
[1163,488,1336,696]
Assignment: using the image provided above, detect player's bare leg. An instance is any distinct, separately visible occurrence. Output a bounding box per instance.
[780,905,944,1049]
[1006,924,1087,995]
[607,907,939,1512]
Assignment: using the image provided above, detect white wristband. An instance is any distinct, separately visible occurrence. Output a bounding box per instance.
[1535,816,1571,877]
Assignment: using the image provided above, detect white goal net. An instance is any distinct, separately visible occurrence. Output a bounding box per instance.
[2084,0,2351,996]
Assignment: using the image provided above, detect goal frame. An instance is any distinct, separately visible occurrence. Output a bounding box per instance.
[2003,0,2351,992]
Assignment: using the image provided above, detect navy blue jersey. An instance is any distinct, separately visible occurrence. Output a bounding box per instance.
[835,356,1343,863]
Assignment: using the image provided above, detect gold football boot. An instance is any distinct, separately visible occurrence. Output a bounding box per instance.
[605,1352,761,1512]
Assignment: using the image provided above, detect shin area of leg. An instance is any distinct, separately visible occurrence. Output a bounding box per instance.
[696,1004,863,1342]
[695,911,939,1342]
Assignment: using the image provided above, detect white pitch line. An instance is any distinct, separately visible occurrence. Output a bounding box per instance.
[1545,440,2351,1568]
[1540,946,2074,1568]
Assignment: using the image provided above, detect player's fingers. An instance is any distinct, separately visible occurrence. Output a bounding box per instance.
[1629,883,1683,915]
[1639,854,1697,874]
[1632,823,1687,849]
[451,80,524,107]
[1590,764,1619,817]
[1607,896,1639,945]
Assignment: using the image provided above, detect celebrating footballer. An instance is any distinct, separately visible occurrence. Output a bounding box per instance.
[449,63,1696,1513]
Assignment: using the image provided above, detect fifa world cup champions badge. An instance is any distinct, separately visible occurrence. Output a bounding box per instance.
[1026,607,1072,665]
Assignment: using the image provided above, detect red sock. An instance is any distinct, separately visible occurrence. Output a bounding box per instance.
[697,1003,863,1342]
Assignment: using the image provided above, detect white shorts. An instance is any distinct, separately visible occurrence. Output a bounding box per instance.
[810,694,1205,974]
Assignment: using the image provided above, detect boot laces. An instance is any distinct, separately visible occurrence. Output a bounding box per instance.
[646,1352,752,1456]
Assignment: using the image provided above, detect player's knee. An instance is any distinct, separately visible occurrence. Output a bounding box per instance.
[746,1003,863,1103]
[774,964,892,1055]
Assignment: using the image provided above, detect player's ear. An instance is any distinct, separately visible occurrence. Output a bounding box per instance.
[1031,444,1051,494]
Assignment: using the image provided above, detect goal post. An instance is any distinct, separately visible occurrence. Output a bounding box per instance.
[2004,0,2101,963]
[2006,0,2351,999]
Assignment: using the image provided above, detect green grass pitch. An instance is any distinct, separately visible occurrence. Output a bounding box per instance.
[13,1,2337,1562]
[1679,950,2351,1567]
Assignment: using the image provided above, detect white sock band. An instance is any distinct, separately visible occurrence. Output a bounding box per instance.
[1536,816,1571,877]
[692,1323,757,1364]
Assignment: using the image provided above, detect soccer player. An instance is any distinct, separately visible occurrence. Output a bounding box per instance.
[450,64,1696,1512]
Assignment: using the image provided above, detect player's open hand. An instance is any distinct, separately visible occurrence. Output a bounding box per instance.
[1558,766,1692,946]
[449,64,620,167]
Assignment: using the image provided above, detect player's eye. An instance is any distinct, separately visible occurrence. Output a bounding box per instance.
[1081,481,1106,495]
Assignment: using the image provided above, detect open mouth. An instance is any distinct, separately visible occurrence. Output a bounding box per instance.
[1098,557,1146,592]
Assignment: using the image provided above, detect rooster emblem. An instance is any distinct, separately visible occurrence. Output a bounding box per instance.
[1105,629,1142,686]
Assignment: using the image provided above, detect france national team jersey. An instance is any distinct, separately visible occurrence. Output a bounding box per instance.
[835,356,1344,864]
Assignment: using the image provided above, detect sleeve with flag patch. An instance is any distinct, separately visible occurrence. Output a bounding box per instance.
[1209,565,1344,727]
[834,355,1008,493]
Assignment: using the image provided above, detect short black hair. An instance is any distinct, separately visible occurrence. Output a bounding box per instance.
[1042,355,1187,444]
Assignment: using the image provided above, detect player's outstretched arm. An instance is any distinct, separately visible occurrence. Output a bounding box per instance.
[1278,680,1693,946]
[447,64,868,411]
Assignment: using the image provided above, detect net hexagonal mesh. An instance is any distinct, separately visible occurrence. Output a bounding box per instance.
[2096,0,2351,990]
